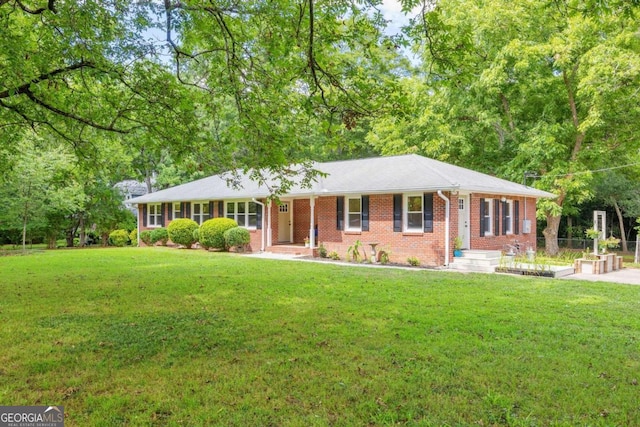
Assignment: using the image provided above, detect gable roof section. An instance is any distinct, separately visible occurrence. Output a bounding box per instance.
[128,154,554,204]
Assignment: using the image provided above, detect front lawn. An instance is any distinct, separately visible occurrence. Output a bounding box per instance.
[1,248,639,426]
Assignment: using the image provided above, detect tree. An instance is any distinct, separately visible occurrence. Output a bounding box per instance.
[391,0,640,254]
[0,136,84,250]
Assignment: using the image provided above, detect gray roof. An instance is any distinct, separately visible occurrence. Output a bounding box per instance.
[128,154,555,204]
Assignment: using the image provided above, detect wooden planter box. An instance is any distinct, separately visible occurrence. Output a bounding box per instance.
[574,258,605,274]
[598,253,614,273]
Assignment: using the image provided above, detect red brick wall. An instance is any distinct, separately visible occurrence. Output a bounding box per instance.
[311,194,452,267]
[468,194,538,251]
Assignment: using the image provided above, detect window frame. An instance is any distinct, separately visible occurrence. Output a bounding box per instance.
[505,199,513,235]
[173,202,181,220]
[225,200,258,229]
[404,193,424,232]
[482,198,493,236]
[345,195,362,232]
[148,203,162,228]
[191,201,210,225]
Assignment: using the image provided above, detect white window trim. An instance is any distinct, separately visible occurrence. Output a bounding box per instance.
[483,199,493,236]
[225,200,258,230]
[505,199,514,235]
[148,203,162,228]
[345,195,362,232]
[173,202,181,220]
[192,201,210,225]
[404,193,423,233]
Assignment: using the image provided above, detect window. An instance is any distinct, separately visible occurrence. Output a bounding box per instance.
[346,196,362,231]
[405,194,423,232]
[148,203,162,227]
[481,199,493,236]
[226,201,257,229]
[192,202,210,225]
[504,200,513,234]
[173,202,181,219]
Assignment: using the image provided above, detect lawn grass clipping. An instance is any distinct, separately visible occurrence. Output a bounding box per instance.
[0,248,639,426]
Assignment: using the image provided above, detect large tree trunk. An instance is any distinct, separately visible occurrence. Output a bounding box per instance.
[543,213,561,255]
[613,200,628,252]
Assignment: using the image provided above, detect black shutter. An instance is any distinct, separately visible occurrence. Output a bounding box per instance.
[361,196,369,231]
[393,194,402,232]
[336,197,344,230]
[186,202,191,219]
[501,200,507,235]
[168,203,173,221]
[142,204,147,227]
[256,202,263,229]
[479,198,485,237]
[160,203,165,226]
[423,193,434,233]
[218,201,224,218]
[514,200,520,235]
[209,201,214,220]
[179,202,184,219]
[494,199,499,236]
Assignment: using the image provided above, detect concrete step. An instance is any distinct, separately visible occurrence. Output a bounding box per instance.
[459,250,502,259]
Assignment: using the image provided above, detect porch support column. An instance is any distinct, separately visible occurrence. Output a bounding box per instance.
[309,197,316,249]
[437,190,450,267]
[267,199,272,247]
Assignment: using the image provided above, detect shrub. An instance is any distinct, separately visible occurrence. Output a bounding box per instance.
[224,227,251,252]
[407,256,420,267]
[129,229,138,246]
[328,251,340,260]
[139,230,153,246]
[167,218,199,249]
[318,242,327,258]
[150,227,169,246]
[199,218,238,250]
[192,228,199,244]
[109,229,130,247]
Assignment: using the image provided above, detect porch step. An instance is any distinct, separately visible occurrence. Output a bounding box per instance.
[450,250,502,273]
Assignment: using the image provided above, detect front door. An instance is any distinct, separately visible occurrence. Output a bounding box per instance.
[457,195,470,249]
[278,201,292,243]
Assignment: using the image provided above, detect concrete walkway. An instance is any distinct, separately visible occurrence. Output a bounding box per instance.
[246,252,640,285]
[561,267,640,285]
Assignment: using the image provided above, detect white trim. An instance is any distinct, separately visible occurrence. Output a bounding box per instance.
[147,203,162,228]
[191,201,210,225]
[404,193,423,232]
[225,199,258,229]
[482,198,494,236]
[345,195,362,232]
[505,199,514,235]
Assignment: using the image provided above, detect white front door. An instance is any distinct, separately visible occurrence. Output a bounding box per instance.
[278,202,292,243]
[458,195,470,249]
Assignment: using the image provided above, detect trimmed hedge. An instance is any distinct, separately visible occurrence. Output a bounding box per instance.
[199,218,238,250]
[129,229,138,246]
[224,227,251,252]
[139,230,152,246]
[167,218,199,249]
[150,227,169,246]
[109,229,130,247]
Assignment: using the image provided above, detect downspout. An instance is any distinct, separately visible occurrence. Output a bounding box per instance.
[135,204,140,247]
[437,191,450,267]
[266,199,272,247]
[252,198,266,252]
[309,197,316,250]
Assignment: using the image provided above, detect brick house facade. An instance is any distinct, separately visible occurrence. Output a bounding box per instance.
[131,155,552,267]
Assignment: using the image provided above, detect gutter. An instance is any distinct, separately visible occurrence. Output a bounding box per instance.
[437,190,450,267]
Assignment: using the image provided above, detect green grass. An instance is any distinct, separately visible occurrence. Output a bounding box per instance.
[1,248,639,426]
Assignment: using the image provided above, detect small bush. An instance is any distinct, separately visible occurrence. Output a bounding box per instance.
[318,242,328,258]
[192,228,199,244]
[407,256,420,267]
[328,251,340,260]
[224,227,251,252]
[129,229,138,246]
[167,218,199,249]
[139,230,153,246]
[199,218,238,250]
[109,229,130,247]
[150,227,169,246]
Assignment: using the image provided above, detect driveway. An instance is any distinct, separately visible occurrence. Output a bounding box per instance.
[562,267,640,285]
